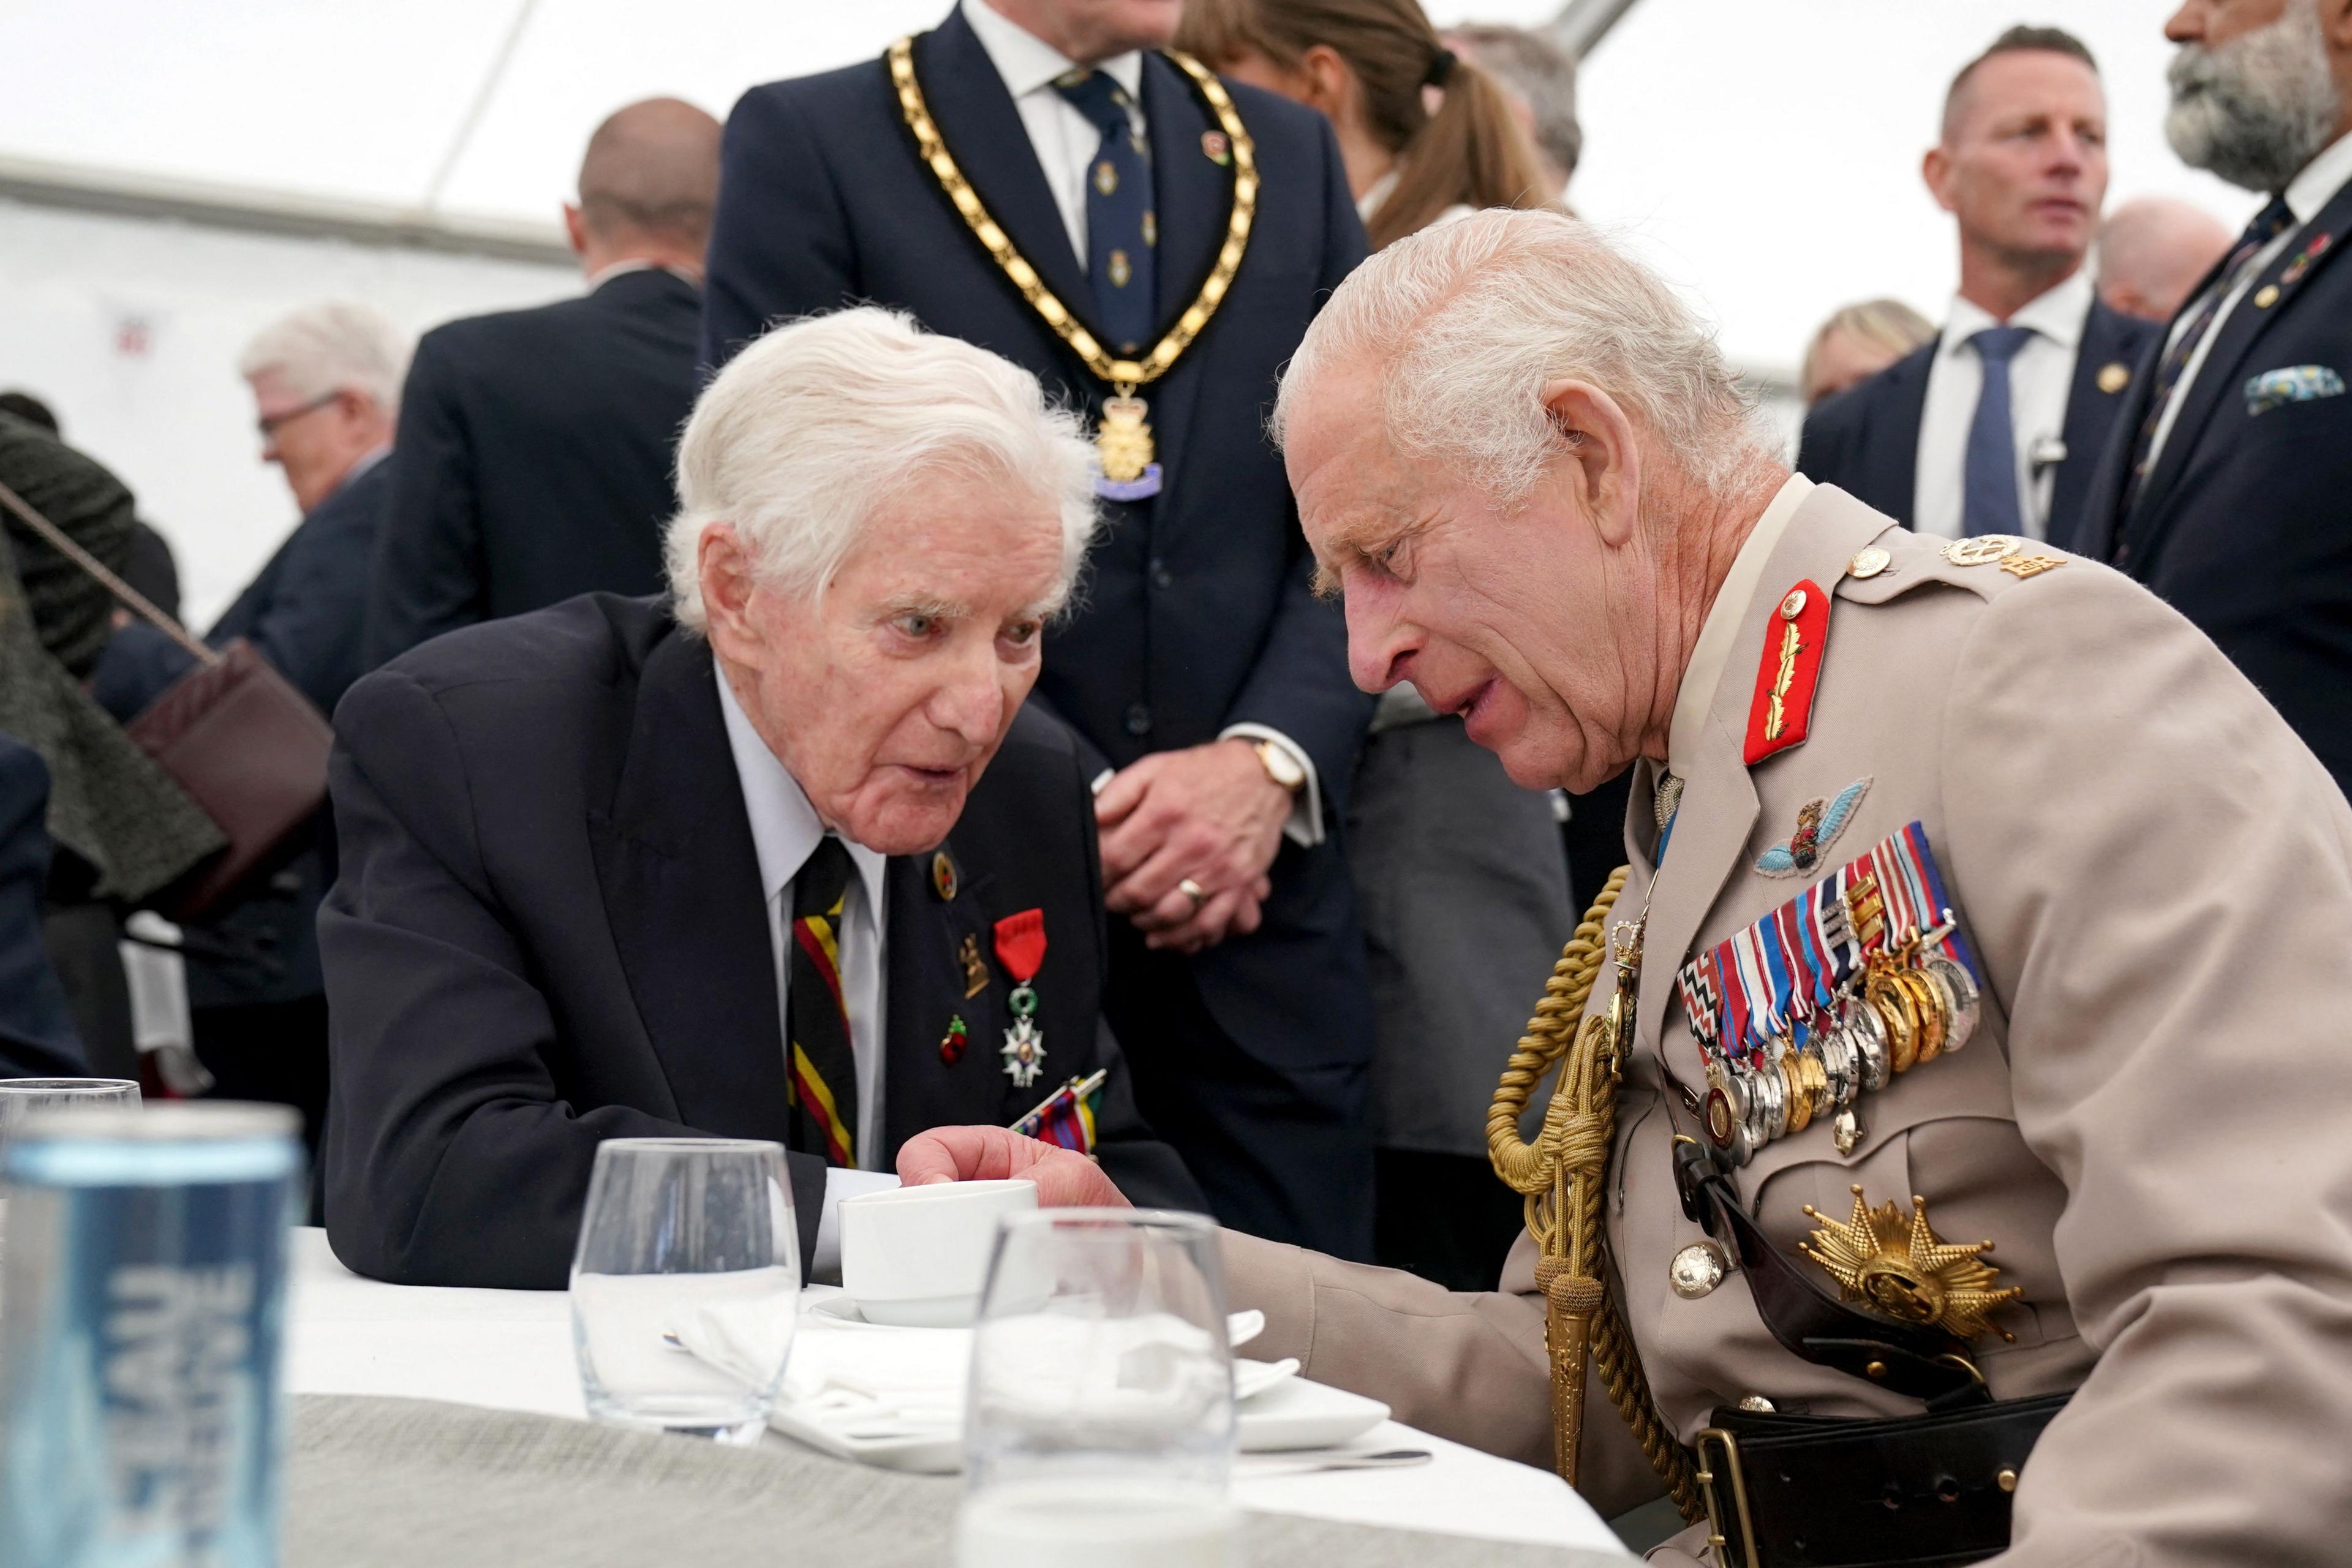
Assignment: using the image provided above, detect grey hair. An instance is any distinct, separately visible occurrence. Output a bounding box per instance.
[1273,208,1762,507]
[236,302,412,412]
[665,308,1099,631]
[2166,0,2341,194]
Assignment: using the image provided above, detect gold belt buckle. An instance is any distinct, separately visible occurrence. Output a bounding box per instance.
[1695,1427,1762,1568]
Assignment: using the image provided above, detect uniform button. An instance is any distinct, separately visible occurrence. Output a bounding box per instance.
[1124,703,1152,736]
[1668,1241,1727,1298]
[1150,558,1174,589]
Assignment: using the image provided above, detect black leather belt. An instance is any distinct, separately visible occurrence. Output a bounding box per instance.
[1696,1393,2068,1568]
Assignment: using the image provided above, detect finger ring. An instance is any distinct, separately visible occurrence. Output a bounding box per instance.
[1178,878,1208,910]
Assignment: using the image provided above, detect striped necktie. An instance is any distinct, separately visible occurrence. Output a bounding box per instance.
[786,836,859,1167]
[2117,194,2296,519]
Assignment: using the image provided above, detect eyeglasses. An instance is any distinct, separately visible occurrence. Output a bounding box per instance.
[255,391,340,441]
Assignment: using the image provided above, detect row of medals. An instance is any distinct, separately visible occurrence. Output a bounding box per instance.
[1701,941,1983,1166]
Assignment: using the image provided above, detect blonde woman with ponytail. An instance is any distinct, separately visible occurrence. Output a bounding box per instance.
[1180,0,1574,1289]
[1178,0,1561,250]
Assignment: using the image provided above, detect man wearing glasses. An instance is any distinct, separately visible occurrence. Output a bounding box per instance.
[102,301,412,1166]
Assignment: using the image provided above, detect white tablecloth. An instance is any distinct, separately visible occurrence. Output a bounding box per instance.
[283,1229,1626,1555]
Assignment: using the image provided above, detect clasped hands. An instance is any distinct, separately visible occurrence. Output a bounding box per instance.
[1095,737,1290,955]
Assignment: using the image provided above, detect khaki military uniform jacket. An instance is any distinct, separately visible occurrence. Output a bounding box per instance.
[1225,483,2352,1566]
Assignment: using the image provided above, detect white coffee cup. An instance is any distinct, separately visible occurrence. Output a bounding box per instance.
[839,1178,1038,1327]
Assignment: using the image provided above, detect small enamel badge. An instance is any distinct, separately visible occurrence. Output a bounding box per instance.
[932,850,959,900]
[1200,130,1231,165]
[1757,777,1871,876]
[1743,579,1830,767]
[993,908,1048,1088]
[940,1014,969,1065]
[958,933,989,999]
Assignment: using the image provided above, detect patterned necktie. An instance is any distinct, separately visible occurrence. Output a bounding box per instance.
[2117,194,2296,519]
[1054,69,1156,356]
[1962,325,2035,538]
[786,836,858,1167]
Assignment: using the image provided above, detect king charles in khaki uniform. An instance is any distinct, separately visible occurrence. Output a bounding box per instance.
[901,209,2352,1566]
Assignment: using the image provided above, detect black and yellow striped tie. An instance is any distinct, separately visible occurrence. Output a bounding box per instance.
[786,837,858,1167]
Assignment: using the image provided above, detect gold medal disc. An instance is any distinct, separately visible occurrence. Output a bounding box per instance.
[1097,394,1155,483]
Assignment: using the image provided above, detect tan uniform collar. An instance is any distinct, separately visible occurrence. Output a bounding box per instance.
[1667,473,1815,779]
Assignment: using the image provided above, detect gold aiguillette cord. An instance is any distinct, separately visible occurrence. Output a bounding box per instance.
[1488,865,1705,1520]
[888,37,1257,483]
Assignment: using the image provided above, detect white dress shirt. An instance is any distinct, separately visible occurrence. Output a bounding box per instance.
[2144,129,2352,470]
[965,0,1324,846]
[1668,473,1816,778]
[1912,269,2093,541]
[715,671,900,1273]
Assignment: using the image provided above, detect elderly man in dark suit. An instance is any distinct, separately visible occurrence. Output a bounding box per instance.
[365,99,718,668]
[1799,27,2158,553]
[320,310,1200,1288]
[702,0,1379,1259]
[2077,0,2352,794]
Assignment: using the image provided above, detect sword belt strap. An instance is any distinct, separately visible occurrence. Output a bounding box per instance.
[1696,1392,2070,1568]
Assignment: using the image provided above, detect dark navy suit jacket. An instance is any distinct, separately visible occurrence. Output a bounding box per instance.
[1796,296,2159,553]
[318,594,1202,1288]
[2076,179,2352,794]
[701,8,1375,1081]
[0,734,88,1078]
[367,269,701,667]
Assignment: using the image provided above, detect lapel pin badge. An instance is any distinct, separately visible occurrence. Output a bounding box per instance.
[958,933,989,1000]
[931,850,959,901]
[940,1014,969,1066]
[2095,361,2130,394]
[1200,129,1231,165]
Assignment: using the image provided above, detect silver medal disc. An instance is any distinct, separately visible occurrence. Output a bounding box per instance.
[1923,954,1980,1052]
[1845,1000,1891,1091]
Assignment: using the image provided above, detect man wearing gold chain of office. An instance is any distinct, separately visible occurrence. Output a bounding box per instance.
[903,206,2352,1566]
[702,0,1381,1257]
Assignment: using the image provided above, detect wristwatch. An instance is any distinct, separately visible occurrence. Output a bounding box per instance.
[1251,739,1307,794]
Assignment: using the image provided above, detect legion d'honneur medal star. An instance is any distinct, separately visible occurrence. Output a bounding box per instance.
[992,909,1049,1089]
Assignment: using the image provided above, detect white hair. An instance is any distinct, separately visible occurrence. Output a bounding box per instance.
[1272,209,1762,507]
[665,308,1099,631]
[237,301,413,412]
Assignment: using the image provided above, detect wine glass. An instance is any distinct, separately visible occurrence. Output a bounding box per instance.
[957,1208,1237,1568]
[569,1137,799,1444]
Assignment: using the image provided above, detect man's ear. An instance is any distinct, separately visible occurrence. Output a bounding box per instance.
[562,203,589,258]
[1537,379,1641,548]
[1921,144,1956,215]
[696,523,763,660]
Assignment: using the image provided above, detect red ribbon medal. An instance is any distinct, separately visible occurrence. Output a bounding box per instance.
[992,910,1047,1088]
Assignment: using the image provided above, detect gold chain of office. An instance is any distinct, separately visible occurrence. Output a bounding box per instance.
[887,36,1258,483]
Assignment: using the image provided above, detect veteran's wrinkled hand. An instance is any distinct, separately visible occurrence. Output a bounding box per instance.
[895,1125,1134,1208]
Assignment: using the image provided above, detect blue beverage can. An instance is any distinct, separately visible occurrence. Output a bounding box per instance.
[0,1102,302,1568]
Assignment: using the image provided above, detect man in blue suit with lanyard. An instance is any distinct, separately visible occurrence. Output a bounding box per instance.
[701,0,1379,1256]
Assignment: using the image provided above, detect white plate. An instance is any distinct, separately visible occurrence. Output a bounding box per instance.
[1237,1377,1389,1453]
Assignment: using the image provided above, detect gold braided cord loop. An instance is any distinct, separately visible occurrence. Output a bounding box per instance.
[1488,866,1703,1521]
[886,38,1257,395]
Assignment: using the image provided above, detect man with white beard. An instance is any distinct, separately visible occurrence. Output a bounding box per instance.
[2076,0,2352,794]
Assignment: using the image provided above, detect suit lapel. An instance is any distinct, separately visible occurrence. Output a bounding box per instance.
[915,10,1097,344]
[881,838,1005,1153]
[1136,51,1229,496]
[587,631,794,1139]
[2123,183,2352,568]
[1877,345,1931,526]
[2049,301,2136,551]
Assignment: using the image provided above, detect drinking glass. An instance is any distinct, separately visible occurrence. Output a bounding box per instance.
[0,1079,140,1248]
[569,1137,799,1444]
[957,1209,1237,1568]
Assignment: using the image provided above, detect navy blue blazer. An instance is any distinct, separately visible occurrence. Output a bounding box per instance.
[1796,296,2158,553]
[318,594,1202,1288]
[2076,179,2352,793]
[0,734,88,1078]
[701,9,1375,1077]
[367,269,701,668]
